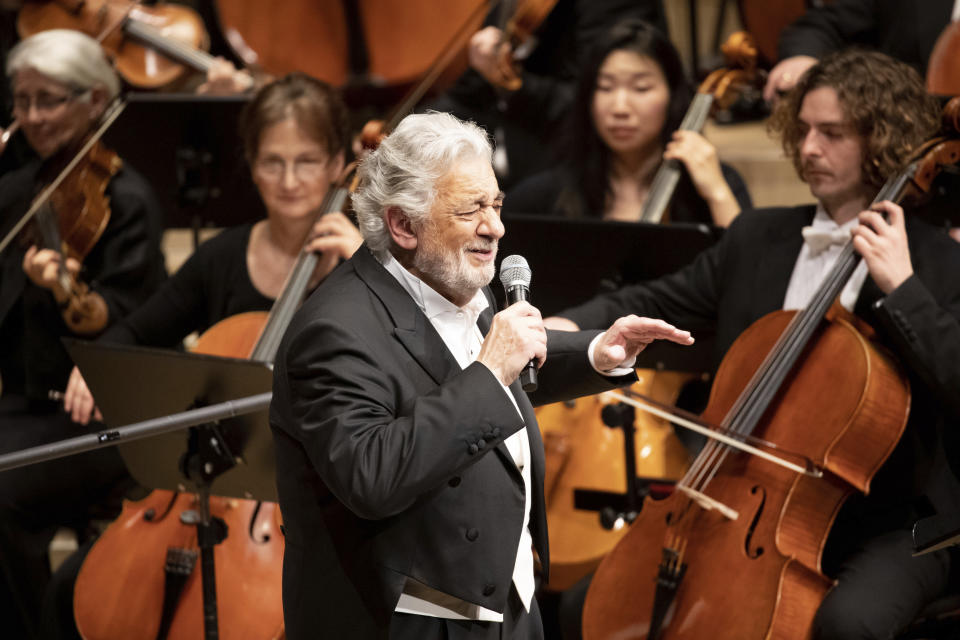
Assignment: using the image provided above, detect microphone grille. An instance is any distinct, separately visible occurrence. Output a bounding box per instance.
[500,254,531,288]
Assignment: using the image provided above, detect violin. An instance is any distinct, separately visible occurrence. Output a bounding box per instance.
[17,0,252,90]
[0,100,126,333]
[487,0,560,91]
[580,97,960,640]
[641,31,761,224]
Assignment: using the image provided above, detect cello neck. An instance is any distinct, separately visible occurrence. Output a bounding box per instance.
[248,185,352,363]
[640,93,715,224]
[121,14,216,74]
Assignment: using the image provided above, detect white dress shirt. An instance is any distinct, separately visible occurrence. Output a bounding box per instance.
[381,254,535,622]
[783,206,869,312]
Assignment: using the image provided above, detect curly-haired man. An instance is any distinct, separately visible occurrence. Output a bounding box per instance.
[551,49,960,639]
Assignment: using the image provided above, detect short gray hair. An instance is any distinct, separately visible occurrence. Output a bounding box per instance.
[7,30,121,101]
[351,112,492,257]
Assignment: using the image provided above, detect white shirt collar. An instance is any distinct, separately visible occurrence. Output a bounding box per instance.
[810,203,860,233]
[380,252,489,323]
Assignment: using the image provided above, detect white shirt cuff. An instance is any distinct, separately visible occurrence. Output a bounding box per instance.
[587,332,636,376]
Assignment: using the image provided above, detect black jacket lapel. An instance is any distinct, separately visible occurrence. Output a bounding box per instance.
[353,247,460,386]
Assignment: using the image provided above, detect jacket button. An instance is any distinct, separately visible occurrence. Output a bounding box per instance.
[466,527,479,541]
[476,439,486,449]
[448,476,461,488]
[482,583,496,596]
[468,443,478,455]
[491,428,501,438]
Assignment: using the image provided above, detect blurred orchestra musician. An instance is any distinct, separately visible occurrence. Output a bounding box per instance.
[0,0,256,174]
[763,0,955,101]
[551,50,960,639]
[505,19,752,227]
[427,0,667,190]
[0,29,166,638]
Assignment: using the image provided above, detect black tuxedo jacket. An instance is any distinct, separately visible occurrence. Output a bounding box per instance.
[562,206,960,543]
[270,246,634,639]
[778,0,953,76]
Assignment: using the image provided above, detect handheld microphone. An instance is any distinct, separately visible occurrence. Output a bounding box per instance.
[499,255,537,392]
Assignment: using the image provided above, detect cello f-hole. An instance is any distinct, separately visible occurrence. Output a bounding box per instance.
[248,500,271,544]
[744,485,766,558]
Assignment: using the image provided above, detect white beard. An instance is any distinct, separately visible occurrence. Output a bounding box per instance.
[413,237,496,299]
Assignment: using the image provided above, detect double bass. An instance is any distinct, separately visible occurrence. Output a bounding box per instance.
[582,99,960,639]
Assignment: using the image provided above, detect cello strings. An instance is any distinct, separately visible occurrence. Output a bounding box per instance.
[683,242,860,493]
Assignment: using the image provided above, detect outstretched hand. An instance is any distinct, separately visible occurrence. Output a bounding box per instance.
[591,315,694,372]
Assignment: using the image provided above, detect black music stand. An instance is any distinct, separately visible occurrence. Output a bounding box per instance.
[102,92,263,243]
[66,339,276,502]
[497,214,722,372]
[66,339,276,640]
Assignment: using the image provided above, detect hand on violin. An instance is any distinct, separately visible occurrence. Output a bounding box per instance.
[468,26,513,88]
[63,365,102,426]
[763,55,818,103]
[22,245,78,299]
[591,315,694,372]
[478,300,547,386]
[196,57,254,95]
[305,212,364,289]
[662,130,738,226]
[852,200,913,294]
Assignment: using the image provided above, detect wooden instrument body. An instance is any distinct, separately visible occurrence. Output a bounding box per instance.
[213,0,485,93]
[75,491,284,640]
[18,0,210,89]
[538,370,692,591]
[582,309,910,639]
[73,313,283,639]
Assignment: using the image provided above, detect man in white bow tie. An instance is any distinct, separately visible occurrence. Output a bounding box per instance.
[547,49,960,640]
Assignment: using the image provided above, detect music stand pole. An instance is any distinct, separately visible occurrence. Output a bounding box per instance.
[0,392,271,474]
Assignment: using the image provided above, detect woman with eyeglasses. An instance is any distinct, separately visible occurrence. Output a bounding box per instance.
[40,71,359,640]
[63,71,361,426]
[0,29,167,638]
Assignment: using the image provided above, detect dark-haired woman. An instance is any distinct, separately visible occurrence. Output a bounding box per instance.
[505,20,751,226]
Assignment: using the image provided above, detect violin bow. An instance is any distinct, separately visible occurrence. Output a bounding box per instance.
[0,99,126,256]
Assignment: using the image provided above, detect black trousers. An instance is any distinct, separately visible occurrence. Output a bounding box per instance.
[812,529,953,640]
[0,395,131,640]
[389,586,544,640]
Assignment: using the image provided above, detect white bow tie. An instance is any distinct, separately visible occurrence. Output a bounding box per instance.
[802,225,851,256]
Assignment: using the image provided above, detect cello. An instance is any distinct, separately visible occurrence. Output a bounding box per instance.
[581,97,960,640]
[70,152,359,638]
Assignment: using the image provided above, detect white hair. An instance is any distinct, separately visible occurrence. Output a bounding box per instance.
[351,111,493,257]
[7,30,121,101]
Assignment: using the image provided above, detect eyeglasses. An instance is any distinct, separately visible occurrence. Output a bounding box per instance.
[12,89,87,115]
[254,157,328,182]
